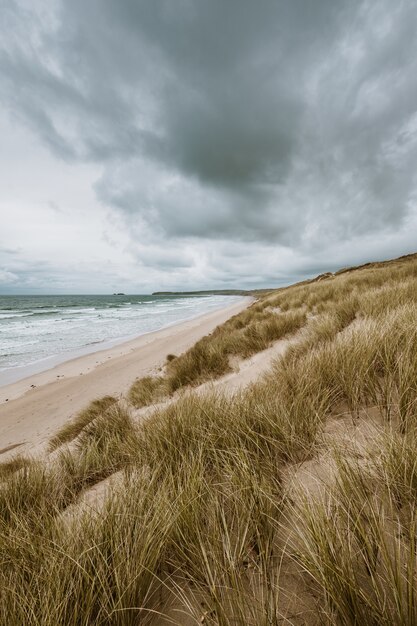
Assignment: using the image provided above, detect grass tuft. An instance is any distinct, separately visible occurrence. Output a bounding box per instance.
[0,454,31,481]
[49,395,117,450]
[128,375,168,408]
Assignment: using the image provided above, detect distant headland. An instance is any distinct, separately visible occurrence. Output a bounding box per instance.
[152,289,251,296]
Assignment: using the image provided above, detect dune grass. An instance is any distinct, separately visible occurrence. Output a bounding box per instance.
[129,307,307,407]
[57,404,141,493]
[0,454,31,481]
[128,375,168,408]
[1,252,417,624]
[1,392,290,624]
[291,442,417,625]
[48,395,118,450]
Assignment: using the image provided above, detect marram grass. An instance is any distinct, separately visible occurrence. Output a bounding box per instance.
[1,252,417,624]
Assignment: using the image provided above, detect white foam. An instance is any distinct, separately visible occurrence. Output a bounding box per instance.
[0,295,242,379]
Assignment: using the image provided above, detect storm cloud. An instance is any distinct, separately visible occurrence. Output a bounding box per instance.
[1,0,417,292]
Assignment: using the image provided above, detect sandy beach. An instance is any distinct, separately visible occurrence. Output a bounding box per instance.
[0,297,252,457]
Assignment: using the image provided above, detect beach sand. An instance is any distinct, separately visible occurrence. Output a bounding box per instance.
[0,298,252,457]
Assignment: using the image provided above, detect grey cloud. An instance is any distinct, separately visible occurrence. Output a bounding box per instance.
[1,0,417,276]
[95,160,297,244]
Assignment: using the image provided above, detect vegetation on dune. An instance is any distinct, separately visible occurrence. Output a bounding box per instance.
[128,375,168,409]
[49,395,118,450]
[129,306,307,407]
[291,442,417,625]
[57,404,141,492]
[0,454,31,481]
[2,252,417,624]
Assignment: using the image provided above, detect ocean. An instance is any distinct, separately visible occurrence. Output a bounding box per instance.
[0,294,242,385]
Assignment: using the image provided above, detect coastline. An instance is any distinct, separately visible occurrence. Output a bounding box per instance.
[0,294,246,387]
[0,297,252,456]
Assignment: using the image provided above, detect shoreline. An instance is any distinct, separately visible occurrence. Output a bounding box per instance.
[0,297,252,456]
[0,295,246,388]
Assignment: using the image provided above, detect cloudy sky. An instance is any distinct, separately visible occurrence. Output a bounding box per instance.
[1,0,417,294]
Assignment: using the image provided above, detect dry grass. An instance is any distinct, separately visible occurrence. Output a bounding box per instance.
[48,395,118,450]
[1,251,417,624]
[129,307,307,405]
[57,404,141,492]
[291,443,417,625]
[0,454,31,481]
[128,375,168,408]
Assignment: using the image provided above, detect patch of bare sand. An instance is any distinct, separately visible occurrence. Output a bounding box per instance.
[60,471,125,525]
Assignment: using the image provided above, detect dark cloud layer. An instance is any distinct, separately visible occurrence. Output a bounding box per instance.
[1,0,417,290]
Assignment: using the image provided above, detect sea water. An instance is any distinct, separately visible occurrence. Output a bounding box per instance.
[0,294,242,385]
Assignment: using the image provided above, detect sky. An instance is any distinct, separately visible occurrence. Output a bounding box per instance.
[1,0,417,294]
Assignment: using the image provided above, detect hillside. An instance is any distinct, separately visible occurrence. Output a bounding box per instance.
[1,251,417,625]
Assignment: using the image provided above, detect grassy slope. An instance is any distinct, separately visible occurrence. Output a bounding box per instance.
[129,303,306,406]
[1,252,417,624]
